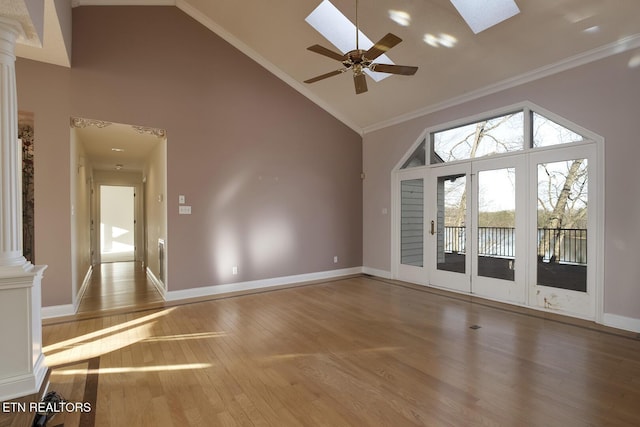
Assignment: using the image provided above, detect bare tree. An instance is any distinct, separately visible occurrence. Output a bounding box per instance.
[537,159,588,263]
[446,115,518,227]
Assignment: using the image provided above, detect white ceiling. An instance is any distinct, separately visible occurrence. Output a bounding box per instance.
[14,0,640,135]
[73,121,164,172]
[173,0,640,132]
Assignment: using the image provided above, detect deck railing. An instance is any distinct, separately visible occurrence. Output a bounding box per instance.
[537,228,587,264]
[443,226,587,265]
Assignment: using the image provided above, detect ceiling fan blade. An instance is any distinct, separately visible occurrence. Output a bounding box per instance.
[307,44,346,62]
[370,63,418,76]
[304,69,346,84]
[354,73,368,94]
[365,33,402,61]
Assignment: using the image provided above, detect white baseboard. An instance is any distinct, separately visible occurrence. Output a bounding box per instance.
[166,267,363,302]
[146,267,166,299]
[41,304,75,319]
[40,267,363,319]
[603,313,640,333]
[362,266,392,279]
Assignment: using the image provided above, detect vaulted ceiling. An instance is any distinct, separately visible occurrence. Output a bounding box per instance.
[13,0,640,133]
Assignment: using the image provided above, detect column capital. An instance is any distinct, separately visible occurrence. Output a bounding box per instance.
[0,16,22,42]
[0,262,46,282]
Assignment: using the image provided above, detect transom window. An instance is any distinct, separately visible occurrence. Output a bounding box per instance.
[532,112,586,147]
[432,111,524,163]
[400,107,591,169]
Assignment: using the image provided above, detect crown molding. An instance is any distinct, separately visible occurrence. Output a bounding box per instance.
[68,2,640,137]
[174,0,362,135]
[70,117,112,128]
[132,125,166,138]
[363,33,640,134]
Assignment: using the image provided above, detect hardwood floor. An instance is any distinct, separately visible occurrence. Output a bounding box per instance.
[5,276,640,426]
[77,262,164,314]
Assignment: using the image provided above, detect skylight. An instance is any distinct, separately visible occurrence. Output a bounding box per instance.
[305,0,394,82]
[450,0,520,34]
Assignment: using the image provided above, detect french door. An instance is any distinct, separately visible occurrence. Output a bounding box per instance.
[394,144,597,318]
[395,169,427,284]
[528,145,596,319]
[428,156,526,303]
[428,162,471,293]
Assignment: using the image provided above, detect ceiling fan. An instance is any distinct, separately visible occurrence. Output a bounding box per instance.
[304,0,418,94]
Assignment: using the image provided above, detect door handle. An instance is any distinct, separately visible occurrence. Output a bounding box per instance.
[430,220,435,235]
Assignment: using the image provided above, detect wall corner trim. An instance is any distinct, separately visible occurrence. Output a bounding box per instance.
[362,266,392,279]
[146,266,166,299]
[73,265,93,312]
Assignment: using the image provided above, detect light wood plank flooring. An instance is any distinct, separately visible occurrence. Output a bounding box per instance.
[5,276,640,426]
[77,262,164,314]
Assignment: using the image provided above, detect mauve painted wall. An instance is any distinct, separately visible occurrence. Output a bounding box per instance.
[363,50,640,320]
[17,6,362,305]
[16,60,71,307]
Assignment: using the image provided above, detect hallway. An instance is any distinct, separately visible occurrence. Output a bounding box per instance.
[77,262,164,314]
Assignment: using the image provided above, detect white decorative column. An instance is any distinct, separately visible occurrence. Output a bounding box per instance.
[0,16,47,401]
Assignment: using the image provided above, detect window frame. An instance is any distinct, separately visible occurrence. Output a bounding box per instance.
[394,102,600,171]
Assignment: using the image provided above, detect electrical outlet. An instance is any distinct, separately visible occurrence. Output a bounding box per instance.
[333,256,338,263]
[232,266,238,275]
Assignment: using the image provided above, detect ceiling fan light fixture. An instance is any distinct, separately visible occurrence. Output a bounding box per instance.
[304,0,418,94]
[306,0,394,82]
[450,0,520,34]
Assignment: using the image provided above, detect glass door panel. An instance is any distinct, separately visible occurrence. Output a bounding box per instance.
[536,159,588,292]
[477,168,515,281]
[429,164,471,293]
[529,145,596,319]
[395,170,427,284]
[400,179,424,267]
[437,173,467,273]
[471,157,526,304]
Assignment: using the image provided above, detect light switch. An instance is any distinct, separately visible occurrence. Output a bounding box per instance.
[179,195,185,204]
[179,206,192,215]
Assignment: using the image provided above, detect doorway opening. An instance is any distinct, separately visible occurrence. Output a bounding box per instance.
[71,118,168,314]
[100,185,136,263]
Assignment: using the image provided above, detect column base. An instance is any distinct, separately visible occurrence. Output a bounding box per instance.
[0,353,47,401]
[0,264,47,401]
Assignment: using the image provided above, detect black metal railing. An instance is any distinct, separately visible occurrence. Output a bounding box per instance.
[478,227,515,258]
[537,228,587,264]
[443,226,466,254]
[442,226,587,265]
